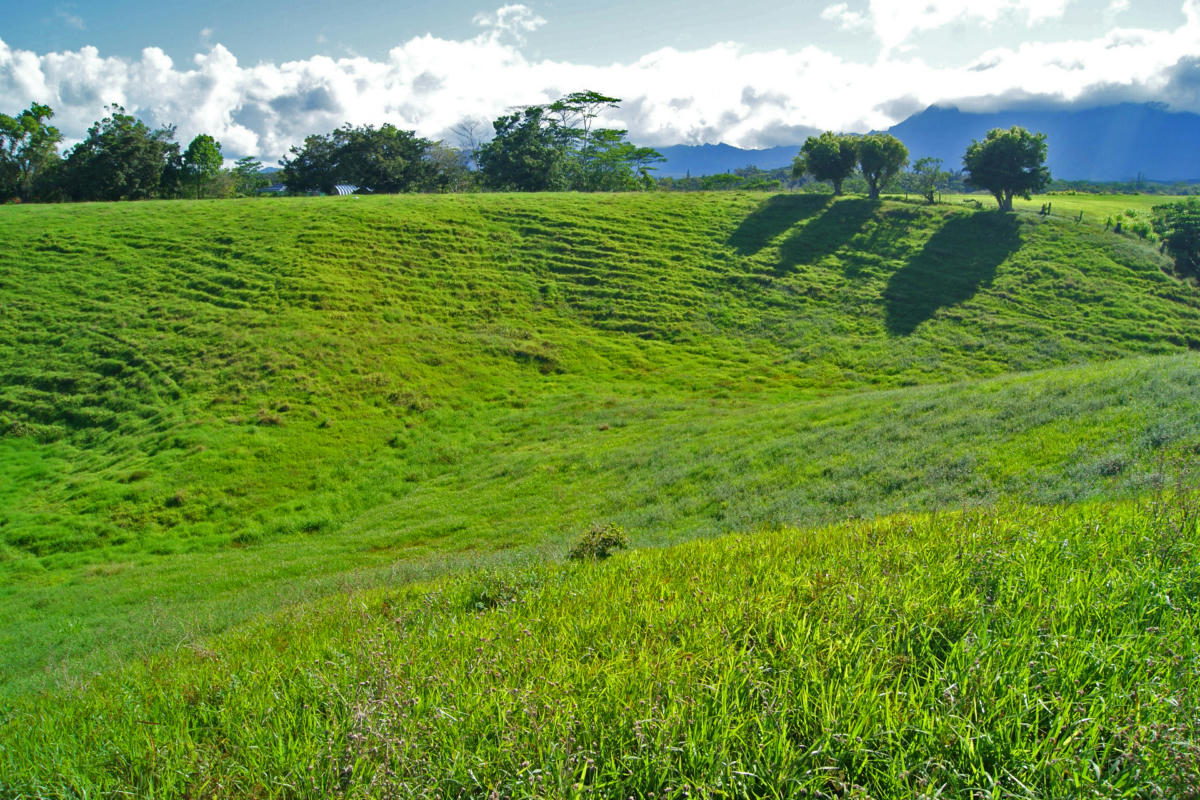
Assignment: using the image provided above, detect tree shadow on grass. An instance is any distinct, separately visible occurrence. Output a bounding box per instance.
[884,212,1022,336]
[728,194,832,255]
[776,198,879,275]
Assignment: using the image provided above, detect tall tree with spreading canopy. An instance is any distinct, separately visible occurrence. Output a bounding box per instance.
[182,134,222,199]
[335,124,436,193]
[963,126,1050,211]
[61,105,180,201]
[479,92,661,192]
[0,103,62,202]
[280,133,340,194]
[857,133,908,200]
[231,156,269,196]
[478,106,569,192]
[794,132,858,195]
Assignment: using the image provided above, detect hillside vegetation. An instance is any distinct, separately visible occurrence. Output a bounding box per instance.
[5,494,1199,797]
[2,193,1200,699]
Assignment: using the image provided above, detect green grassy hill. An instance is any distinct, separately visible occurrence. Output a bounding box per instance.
[2,191,1200,795]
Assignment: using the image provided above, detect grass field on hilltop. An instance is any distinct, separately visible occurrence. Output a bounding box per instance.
[941,191,1170,224]
[3,192,1200,698]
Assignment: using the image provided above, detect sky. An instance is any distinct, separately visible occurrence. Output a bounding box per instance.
[2,0,1199,161]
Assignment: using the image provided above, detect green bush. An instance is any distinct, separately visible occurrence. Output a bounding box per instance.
[567,522,630,561]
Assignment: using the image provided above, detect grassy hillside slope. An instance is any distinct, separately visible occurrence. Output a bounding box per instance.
[2,193,1200,696]
[5,494,1198,797]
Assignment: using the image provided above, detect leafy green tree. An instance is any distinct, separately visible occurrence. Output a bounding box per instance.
[857,133,908,200]
[182,134,222,199]
[423,142,475,193]
[478,106,568,192]
[1152,198,1200,278]
[479,92,661,192]
[963,126,1050,211]
[0,103,62,202]
[279,133,340,194]
[794,132,858,195]
[335,124,436,193]
[231,156,269,196]
[280,124,444,194]
[61,105,180,201]
[910,157,949,204]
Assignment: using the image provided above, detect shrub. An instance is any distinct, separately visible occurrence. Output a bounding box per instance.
[567,522,630,561]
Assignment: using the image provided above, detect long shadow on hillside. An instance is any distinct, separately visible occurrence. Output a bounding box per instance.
[775,199,879,274]
[728,194,832,255]
[884,212,1022,336]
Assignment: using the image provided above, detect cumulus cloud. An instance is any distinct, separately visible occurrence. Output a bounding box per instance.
[820,3,871,31]
[868,0,1075,52]
[473,4,547,43]
[2,2,1199,160]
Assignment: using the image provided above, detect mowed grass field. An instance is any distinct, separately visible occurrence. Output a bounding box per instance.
[2,190,1200,796]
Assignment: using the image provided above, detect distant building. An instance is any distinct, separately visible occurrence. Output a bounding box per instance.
[334,185,359,196]
[257,184,286,195]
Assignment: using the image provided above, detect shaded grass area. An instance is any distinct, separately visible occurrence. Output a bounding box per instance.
[4,492,1198,797]
[2,192,1200,696]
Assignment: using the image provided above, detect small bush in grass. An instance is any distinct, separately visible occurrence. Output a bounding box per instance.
[567,522,630,561]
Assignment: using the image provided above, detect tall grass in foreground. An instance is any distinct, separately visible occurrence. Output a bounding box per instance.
[4,486,1198,798]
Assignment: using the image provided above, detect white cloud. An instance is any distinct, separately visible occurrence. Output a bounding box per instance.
[1108,0,1130,12]
[472,4,547,43]
[821,3,871,31]
[868,0,1075,52]
[56,10,85,30]
[1,2,1199,160]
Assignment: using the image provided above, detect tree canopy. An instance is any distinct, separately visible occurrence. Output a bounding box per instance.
[280,123,454,194]
[963,126,1050,211]
[478,92,662,192]
[0,103,61,202]
[182,134,223,199]
[60,105,181,201]
[1152,198,1200,279]
[794,132,859,195]
[909,157,949,204]
[857,133,908,200]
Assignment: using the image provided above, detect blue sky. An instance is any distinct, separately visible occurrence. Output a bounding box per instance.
[2,1,1198,159]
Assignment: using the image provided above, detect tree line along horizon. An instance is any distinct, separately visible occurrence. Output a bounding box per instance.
[1,91,1198,277]
[0,90,1111,208]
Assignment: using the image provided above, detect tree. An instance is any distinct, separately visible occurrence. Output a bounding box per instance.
[335,124,436,193]
[1152,198,1200,279]
[963,126,1050,211]
[478,106,568,192]
[856,133,908,200]
[423,142,475,193]
[478,92,661,192]
[279,124,441,194]
[794,132,858,195]
[182,134,222,199]
[279,133,340,194]
[0,103,62,202]
[910,157,949,204]
[231,156,269,196]
[61,105,180,201]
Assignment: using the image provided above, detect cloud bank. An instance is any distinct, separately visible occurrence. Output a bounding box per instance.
[2,2,1199,160]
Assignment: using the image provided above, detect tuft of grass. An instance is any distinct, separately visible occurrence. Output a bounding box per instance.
[566,521,630,560]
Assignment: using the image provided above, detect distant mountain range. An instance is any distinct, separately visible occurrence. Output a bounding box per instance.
[650,103,1200,182]
[652,142,815,179]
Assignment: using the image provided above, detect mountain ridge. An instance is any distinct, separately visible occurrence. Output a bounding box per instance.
[649,102,1200,182]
